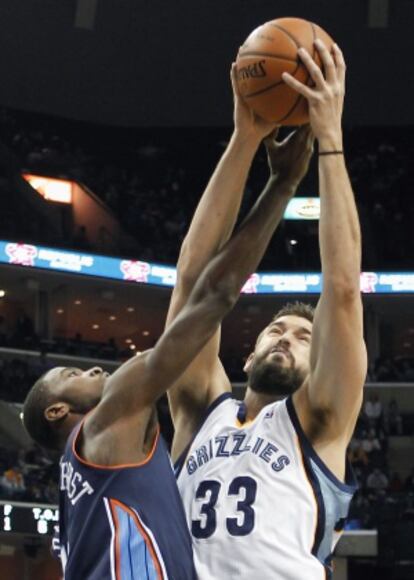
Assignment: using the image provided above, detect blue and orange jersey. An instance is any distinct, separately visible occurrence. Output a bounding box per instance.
[58,421,196,580]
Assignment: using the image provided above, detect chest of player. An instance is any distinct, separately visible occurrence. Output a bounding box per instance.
[177,408,317,544]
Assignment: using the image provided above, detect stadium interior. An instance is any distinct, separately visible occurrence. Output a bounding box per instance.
[0,1,413,579]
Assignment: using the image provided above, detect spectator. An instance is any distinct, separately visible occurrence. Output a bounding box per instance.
[364,393,383,428]
[1,465,25,497]
[348,439,369,470]
[361,428,382,465]
[366,467,389,493]
[384,398,403,435]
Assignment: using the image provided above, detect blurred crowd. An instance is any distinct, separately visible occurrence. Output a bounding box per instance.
[347,393,414,530]
[0,444,58,505]
[1,312,414,404]
[367,356,414,383]
[0,108,413,269]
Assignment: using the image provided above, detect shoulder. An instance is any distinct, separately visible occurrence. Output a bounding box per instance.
[80,405,158,467]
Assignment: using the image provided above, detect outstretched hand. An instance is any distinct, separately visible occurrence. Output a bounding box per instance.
[230,62,278,143]
[282,40,345,147]
[264,125,314,191]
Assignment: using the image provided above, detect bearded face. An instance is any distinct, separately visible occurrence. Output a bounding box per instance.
[245,315,312,396]
[248,349,305,396]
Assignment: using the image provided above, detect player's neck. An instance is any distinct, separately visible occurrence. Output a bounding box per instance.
[243,388,283,421]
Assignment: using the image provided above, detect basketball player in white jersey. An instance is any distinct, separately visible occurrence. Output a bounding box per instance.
[166,41,367,579]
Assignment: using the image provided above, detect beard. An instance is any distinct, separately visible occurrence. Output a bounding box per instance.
[248,355,304,396]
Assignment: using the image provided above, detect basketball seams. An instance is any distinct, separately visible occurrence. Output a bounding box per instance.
[239,18,330,124]
[277,21,316,124]
[237,52,297,63]
[244,79,285,99]
[269,23,301,49]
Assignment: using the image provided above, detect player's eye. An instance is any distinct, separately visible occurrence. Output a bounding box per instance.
[269,327,281,335]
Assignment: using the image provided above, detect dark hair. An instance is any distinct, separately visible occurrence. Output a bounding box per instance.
[23,373,58,450]
[272,301,315,324]
[255,301,315,347]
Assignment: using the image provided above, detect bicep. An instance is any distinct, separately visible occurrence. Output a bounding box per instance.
[169,355,231,461]
[165,279,227,409]
[168,349,231,424]
[309,291,367,438]
[167,328,231,418]
[144,291,231,404]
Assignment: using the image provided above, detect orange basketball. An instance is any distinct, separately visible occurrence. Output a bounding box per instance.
[236,17,334,125]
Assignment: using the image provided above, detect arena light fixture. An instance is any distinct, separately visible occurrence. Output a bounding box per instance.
[0,289,5,298]
[23,174,73,204]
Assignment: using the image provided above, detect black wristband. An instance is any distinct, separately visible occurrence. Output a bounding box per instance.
[318,150,344,156]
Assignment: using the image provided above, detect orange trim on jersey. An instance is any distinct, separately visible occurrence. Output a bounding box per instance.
[294,434,319,553]
[109,501,123,580]
[72,419,160,470]
[109,498,163,580]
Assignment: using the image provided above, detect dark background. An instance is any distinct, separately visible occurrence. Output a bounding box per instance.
[0,0,413,126]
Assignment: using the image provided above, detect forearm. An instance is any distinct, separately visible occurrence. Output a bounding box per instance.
[318,138,361,291]
[196,176,296,301]
[177,131,261,283]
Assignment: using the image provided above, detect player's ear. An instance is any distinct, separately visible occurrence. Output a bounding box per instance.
[45,402,70,423]
[243,352,255,374]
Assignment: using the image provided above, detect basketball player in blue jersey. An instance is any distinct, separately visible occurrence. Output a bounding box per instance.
[21,86,313,578]
[167,41,367,579]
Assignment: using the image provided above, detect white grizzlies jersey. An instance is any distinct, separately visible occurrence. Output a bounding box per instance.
[176,394,357,580]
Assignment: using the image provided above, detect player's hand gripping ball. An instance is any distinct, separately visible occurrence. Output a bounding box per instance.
[236,17,334,125]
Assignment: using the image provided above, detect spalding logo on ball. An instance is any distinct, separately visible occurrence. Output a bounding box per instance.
[236,17,334,125]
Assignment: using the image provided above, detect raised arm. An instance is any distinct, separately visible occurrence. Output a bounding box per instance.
[283,41,367,448]
[165,66,280,441]
[89,127,313,453]
[170,65,277,300]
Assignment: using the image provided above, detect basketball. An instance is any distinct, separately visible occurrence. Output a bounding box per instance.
[236,17,335,125]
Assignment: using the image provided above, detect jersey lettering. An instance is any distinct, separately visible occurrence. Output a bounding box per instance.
[186,433,290,476]
[60,460,94,505]
[231,433,251,456]
[192,476,257,539]
[215,435,231,457]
